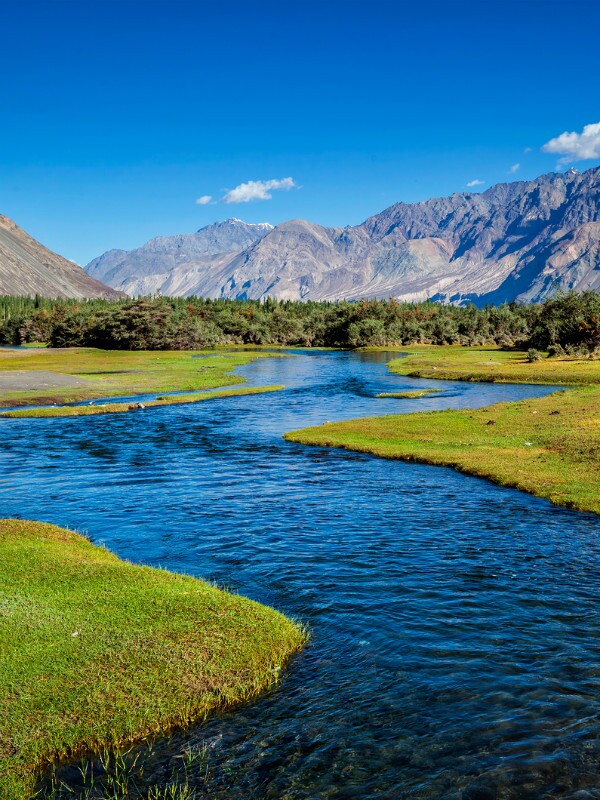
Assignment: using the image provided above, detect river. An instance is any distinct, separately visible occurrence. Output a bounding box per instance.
[2,350,600,799]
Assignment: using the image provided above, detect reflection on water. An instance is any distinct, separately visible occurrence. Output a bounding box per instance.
[2,351,600,799]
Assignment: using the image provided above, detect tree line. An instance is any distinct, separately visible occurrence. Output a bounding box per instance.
[0,292,599,355]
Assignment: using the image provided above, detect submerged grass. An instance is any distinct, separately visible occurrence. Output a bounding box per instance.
[285,346,600,515]
[0,348,286,408]
[41,745,207,799]
[0,520,306,800]
[0,385,284,419]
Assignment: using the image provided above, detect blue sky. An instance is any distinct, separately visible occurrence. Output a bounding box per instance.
[1,0,600,265]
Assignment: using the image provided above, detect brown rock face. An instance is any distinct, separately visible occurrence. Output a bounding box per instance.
[0,215,124,299]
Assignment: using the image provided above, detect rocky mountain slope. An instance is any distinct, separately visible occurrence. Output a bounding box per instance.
[0,215,123,299]
[86,218,273,297]
[86,166,600,305]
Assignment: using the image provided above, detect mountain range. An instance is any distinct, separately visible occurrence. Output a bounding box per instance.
[4,167,600,305]
[0,215,122,300]
[85,166,600,305]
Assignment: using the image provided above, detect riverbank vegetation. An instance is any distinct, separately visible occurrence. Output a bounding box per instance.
[285,346,600,515]
[2,291,600,354]
[0,520,305,799]
[0,348,283,408]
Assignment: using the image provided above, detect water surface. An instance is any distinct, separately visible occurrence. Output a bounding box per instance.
[2,350,599,799]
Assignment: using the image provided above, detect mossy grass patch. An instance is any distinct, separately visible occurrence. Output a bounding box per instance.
[0,520,305,799]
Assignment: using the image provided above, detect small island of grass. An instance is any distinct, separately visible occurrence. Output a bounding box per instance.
[0,520,305,799]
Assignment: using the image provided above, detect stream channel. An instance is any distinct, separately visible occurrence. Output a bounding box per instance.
[2,349,599,799]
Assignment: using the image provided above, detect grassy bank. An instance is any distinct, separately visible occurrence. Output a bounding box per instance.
[0,520,305,800]
[0,348,285,408]
[286,347,600,515]
[386,344,600,384]
[0,385,284,418]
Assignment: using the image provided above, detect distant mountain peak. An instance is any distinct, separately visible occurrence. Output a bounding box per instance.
[196,218,274,233]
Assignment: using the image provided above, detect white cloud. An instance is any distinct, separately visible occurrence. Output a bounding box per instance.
[466,179,484,187]
[523,147,533,154]
[542,121,600,164]
[508,163,521,174]
[195,195,213,205]
[222,177,296,204]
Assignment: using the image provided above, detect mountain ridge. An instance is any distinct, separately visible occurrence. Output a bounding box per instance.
[85,166,600,305]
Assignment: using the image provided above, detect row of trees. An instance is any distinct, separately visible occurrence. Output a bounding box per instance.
[0,293,61,321]
[0,292,599,355]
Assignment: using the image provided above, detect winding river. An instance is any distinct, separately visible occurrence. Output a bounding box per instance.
[2,350,600,799]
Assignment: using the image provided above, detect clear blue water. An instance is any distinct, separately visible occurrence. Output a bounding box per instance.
[3,350,600,799]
